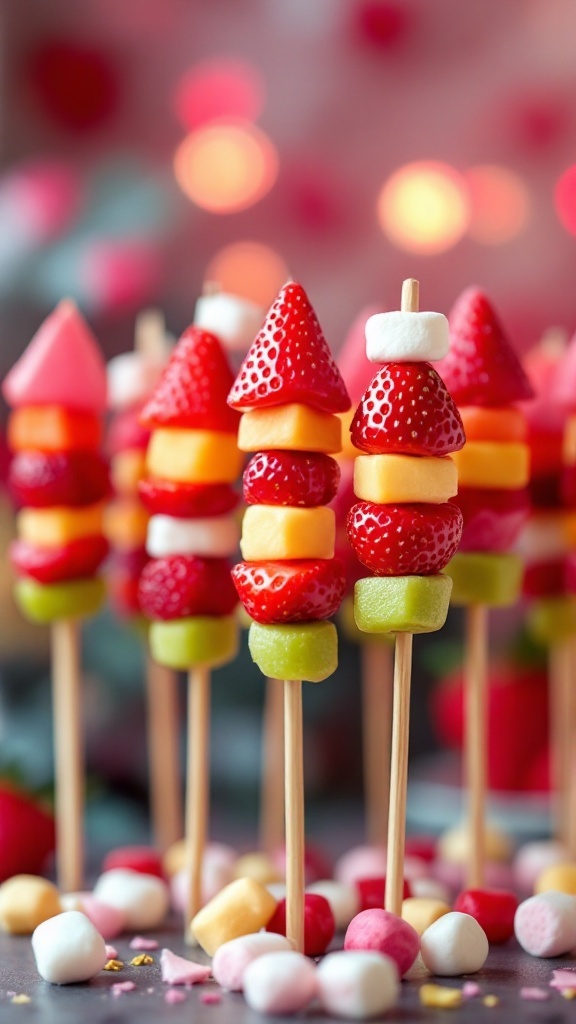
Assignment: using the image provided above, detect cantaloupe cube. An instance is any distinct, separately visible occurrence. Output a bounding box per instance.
[111,449,148,496]
[354,454,457,504]
[460,406,527,443]
[17,503,105,547]
[336,410,360,459]
[146,428,242,484]
[104,500,149,552]
[8,406,102,453]
[238,404,341,454]
[240,505,335,560]
[451,442,529,489]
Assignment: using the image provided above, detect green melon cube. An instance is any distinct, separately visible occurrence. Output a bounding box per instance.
[528,596,576,646]
[445,552,523,607]
[338,594,394,646]
[150,615,238,670]
[14,577,105,624]
[354,574,452,634]
[248,621,338,683]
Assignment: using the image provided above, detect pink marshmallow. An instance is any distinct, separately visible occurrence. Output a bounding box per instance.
[212,933,293,991]
[160,948,211,986]
[243,951,317,1016]
[514,892,576,957]
[81,895,125,940]
[344,909,419,977]
[334,846,387,886]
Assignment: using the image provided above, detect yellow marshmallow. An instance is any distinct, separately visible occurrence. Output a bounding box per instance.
[0,875,61,935]
[534,862,576,896]
[191,878,277,956]
[241,505,335,560]
[111,449,148,496]
[238,404,341,454]
[104,500,149,551]
[18,503,105,548]
[147,428,242,484]
[402,897,451,936]
[451,441,529,489]
[233,852,282,886]
[354,454,457,504]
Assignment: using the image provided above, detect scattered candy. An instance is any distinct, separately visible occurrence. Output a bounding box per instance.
[483,994,500,1007]
[212,932,292,991]
[513,840,568,892]
[307,880,360,930]
[401,896,450,936]
[520,987,549,1000]
[160,948,211,986]
[93,869,169,931]
[191,878,277,956]
[32,910,107,985]
[419,983,463,1009]
[0,874,61,934]
[104,960,124,972]
[165,989,186,1005]
[200,990,222,1005]
[420,912,489,976]
[462,981,481,998]
[344,908,419,977]
[453,888,518,944]
[243,951,317,1016]
[317,950,398,1020]
[129,954,154,966]
[80,895,125,940]
[105,944,118,959]
[515,891,576,957]
[111,981,136,997]
[550,968,576,990]
[535,862,576,895]
[129,936,159,950]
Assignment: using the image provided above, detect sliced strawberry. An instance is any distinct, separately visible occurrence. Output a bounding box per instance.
[231,559,346,624]
[138,478,239,518]
[243,451,340,507]
[138,555,238,620]
[350,363,465,456]
[347,501,463,576]
[436,288,534,406]
[10,535,109,584]
[107,408,150,456]
[227,282,350,413]
[454,487,530,553]
[0,784,55,882]
[140,326,239,432]
[9,450,110,508]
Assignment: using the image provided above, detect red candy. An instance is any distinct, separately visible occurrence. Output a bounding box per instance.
[10,534,109,584]
[347,501,463,576]
[102,845,165,880]
[453,888,518,944]
[228,282,350,414]
[0,784,55,883]
[350,363,465,457]
[454,486,530,553]
[267,894,335,956]
[8,450,110,508]
[243,451,340,507]
[140,327,239,433]
[524,558,566,599]
[356,876,411,912]
[344,908,419,977]
[138,555,238,620]
[231,559,346,624]
[139,478,239,519]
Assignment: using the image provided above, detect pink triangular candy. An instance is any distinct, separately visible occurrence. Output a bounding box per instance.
[160,948,211,986]
[2,299,107,413]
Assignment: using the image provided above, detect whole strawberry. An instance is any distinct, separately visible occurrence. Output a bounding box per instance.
[347,501,463,575]
[243,451,340,507]
[232,559,346,624]
[139,555,238,620]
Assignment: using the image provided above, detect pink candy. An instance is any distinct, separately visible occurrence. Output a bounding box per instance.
[81,895,125,940]
[514,892,576,957]
[212,933,292,992]
[344,909,419,977]
[160,948,211,986]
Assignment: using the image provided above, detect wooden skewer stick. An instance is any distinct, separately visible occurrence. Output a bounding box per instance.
[549,641,569,845]
[465,603,489,889]
[284,678,305,952]
[145,657,182,852]
[184,666,211,943]
[51,619,84,892]
[260,678,285,855]
[565,636,576,858]
[361,643,393,847]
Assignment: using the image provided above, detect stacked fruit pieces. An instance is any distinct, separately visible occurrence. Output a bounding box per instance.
[4,301,109,623]
[229,281,350,683]
[137,326,242,667]
[438,288,533,606]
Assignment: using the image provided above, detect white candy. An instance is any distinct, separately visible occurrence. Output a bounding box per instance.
[146,514,240,558]
[32,910,107,985]
[107,352,166,410]
[420,912,489,976]
[317,951,398,1020]
[212,932,293,991]
[513,840,569,893]
[365,311,450,363]
[92,869,169,931]
[514,515,568,564]
[194,293,264,352]
[243,951,317,1016]
[307,880,360,931]
[410,877,451,903]
[514,891,576,957]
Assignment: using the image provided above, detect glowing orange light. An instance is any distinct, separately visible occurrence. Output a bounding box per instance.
[174,59,265,129]
[206,242,289,307]
[465,165,530,245]
[377,161,469,254]
[174,122,278,214]
[555,165,576,237]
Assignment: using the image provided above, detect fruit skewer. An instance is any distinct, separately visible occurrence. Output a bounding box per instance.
[3,301,109,891]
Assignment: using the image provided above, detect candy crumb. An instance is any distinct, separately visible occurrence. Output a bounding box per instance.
[104,959,124,972]
[130,954,154,967]
[112,981,136,998]
[561,989,576,1000]
[105,945,119,959]
[520,987,549,1001]
[551,969,576,990]
[165,989,186,1005]
[130,936,159,950]
[483,995,499,1007]
[462,981,481,998]
[11,995,31,1005]
[200,991,222,1005]
[420,984,463,1009]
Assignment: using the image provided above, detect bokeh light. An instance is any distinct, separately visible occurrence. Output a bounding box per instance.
[174,122,278,214]
[174,59,265,130]
[465,165,530,244]
[377,161,469,254]
[205,242,289,307]
[555,165,576,237]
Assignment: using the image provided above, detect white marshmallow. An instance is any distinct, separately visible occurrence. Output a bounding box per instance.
[334,845,386,885]
[212,932,293,991]
[365,311,450,363]
[420,912,489,976]
[32,910,107,985]
[107,352,166,410]
[513,840,569,893]
[171,855,236,914]
[243,951,317,1015]
[92,869,169,931]
[266,882,287,902]
[146,514,240,558]
[317,951,399,1020]
[514,891,576,957]
[514,514,569,564]
[194,293,264,352]
[410,877,451,903]
[307,880,360,931]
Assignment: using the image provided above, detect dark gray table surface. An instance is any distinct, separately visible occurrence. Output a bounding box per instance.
[1,924,576,1023]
